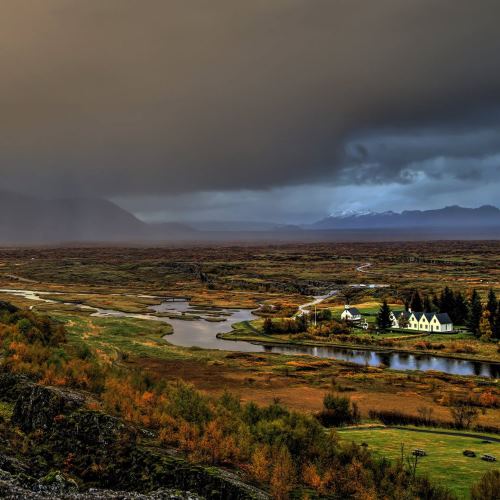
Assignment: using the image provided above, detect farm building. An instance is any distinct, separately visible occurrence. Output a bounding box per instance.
[390,310,453,332]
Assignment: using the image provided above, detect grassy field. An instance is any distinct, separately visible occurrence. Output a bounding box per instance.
[52,312,176,361]
[338,427,500,498]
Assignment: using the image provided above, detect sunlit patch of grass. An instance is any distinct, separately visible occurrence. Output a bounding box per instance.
[338,427,500,498]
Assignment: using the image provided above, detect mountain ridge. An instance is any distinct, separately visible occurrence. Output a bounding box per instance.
[0,191,194,244]
[1,191,499,243]
[309,205,500,230]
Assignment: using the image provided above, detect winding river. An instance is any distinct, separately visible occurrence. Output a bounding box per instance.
[1,288,499,379]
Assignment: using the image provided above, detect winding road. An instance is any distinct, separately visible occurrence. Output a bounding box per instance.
[296,290,337,317]
[355,262,372,273]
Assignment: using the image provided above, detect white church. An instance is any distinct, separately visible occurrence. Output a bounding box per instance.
[340,306,362,322]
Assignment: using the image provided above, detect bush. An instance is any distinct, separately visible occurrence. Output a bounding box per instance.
[450,398,479,430]
[471,470,500,500]
[317,393,360,427]
[368,409,443,428]
[368,408,500,434]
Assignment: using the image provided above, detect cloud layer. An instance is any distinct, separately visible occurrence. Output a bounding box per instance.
[1,0,500,225]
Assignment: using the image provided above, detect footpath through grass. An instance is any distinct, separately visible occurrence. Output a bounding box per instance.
[338,427,500,498]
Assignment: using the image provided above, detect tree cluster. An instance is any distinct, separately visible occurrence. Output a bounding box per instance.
[403,288,500,339]
[317,393,360,427]
[263,310,345,337]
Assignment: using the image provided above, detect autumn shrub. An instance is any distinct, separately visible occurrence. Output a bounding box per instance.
[471,470,500,500]
[369,409,445,428]
[414,341,446,350]
[317,393,360,427]
[449,341,477,354]
[478,390,499,408]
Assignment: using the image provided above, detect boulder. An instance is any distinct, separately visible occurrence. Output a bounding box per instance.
[0,468,203,499]
[0,453,30,475]
[0,372,32,402]
[12,384,85,433]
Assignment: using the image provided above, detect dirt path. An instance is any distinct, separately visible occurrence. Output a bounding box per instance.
[3,273,38,283]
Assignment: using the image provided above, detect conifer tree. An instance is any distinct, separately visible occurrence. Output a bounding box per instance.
[486,289,497,331]
[410,290,423,312]
[423,295,432,312]
[377,300,392,331]
[453,291,469,325]
[431,293,440,311]
[439,286,455,315]
[494,305,500,340]
[467,289,483,337]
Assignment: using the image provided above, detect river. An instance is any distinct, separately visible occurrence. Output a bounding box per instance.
[1,288,499,378]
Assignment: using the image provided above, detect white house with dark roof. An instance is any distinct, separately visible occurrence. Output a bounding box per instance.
[391,310,453,332]
[341,305,362,322]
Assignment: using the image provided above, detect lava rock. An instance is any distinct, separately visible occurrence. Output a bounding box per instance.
[12,384,86,433]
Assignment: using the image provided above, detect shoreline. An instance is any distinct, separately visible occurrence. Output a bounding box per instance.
[219,329,500,367]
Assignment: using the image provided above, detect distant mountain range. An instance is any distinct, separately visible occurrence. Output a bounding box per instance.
[1,191,499,244]
[0,191,193,244]
[308,205,500,230]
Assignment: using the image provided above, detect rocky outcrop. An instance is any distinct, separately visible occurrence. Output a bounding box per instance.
[0,372,32,402]
[12,384,86,433]
[2,376,268,499]
[0,468,203,499]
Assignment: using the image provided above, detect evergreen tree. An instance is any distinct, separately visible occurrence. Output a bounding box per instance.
[453,291,469,325]
[439,286,455,315]
[410,290,423,312]
[423,295,432,312]
[486,289,497,331]
[431,293,440,312]
[377,300,392,331]
[467,290,483,337]
[494,305,500,340]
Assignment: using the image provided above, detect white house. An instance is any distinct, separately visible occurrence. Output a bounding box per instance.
[391,310,453,332]
[341,305,362,322]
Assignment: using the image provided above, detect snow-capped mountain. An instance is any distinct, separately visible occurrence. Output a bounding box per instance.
[308,205,500,230]
[328,209,376,218]
[327,208,401,219]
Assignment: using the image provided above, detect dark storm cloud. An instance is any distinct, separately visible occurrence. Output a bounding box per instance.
[1,0,500,198]
[341,124,500,185]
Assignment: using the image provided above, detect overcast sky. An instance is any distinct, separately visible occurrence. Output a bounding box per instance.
[1,1,500,223]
